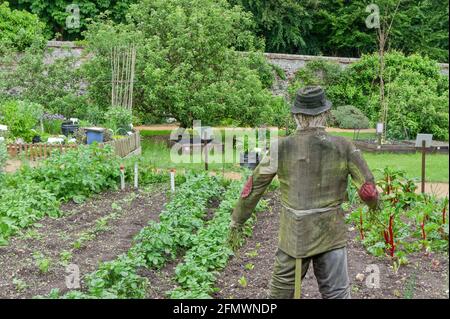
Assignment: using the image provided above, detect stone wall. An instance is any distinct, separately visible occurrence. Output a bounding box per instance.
[40,41,450,101]
[44,41,449,75]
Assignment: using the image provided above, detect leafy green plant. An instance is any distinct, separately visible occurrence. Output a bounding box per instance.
[12,278,28,292]
[33,252,51,273]
[244,263,254,271]
[104,106,133,135]
[347,168,449,263]
[0,2,47,53]
[0,100,44,142]
[59,250,73,266]
[0,177,60,246]
[85,255,148,299]
[23,145,121,202]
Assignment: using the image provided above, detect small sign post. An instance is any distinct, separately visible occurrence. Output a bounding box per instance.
[376,122,384,145]
[415,134,433,193]
[170,169,176,193]
[134,162,139,190]
[120,164,125,191]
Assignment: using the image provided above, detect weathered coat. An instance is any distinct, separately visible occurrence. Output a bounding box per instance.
[232,127,376,258]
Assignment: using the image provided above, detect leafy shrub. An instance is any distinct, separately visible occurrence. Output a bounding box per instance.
[0,49,87,121]
[23,145,121,202]
[0,2,47,53]
[7,0,137,40]
[289,52,449,140]
[0,100,44,141]
[104,106,133,135]
[83,0,285,128]
[331,105,370,129]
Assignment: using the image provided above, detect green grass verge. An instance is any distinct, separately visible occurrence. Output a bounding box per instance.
[141,134,449,183]
[364,152,449,183]
[328,131,376,140]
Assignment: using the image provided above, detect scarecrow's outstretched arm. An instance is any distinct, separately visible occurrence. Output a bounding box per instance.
[347,143,379,209]
[231,170,276,226]
[231,145,278,226]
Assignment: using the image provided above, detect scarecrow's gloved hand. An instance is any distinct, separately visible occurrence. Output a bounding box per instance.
[359,182,380,211]
[227,220,244,252]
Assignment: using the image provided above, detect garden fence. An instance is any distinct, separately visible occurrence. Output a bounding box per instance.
[6,131,141,161]
[6,143,77,161]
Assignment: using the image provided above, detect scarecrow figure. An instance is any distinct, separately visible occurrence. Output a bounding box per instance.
[229,86,379,299]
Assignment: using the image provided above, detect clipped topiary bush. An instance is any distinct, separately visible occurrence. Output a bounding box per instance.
[330,105,370,129]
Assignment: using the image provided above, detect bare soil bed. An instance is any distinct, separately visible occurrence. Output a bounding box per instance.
[0,185,168,299]
[215,192,449,299]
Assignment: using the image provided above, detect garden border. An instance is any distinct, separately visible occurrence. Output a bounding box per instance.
[6,131,142,160]
[353,140,449,154]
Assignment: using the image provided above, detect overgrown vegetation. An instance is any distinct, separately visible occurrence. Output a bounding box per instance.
[289,53,449,140]
[347,168,449,267]
[7,1,448,62]
[0,2,47,53]
[41,173,229,298]
[0,100,44,142]
[330,105,370,129]
[0,145,119,245]
[82,0,287,128]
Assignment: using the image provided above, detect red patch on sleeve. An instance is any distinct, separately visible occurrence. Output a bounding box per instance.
[358,182,378,202]
[241,176,253,198]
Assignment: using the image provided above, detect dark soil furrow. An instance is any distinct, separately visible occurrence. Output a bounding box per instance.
[215,191,449,299]
[0,185,167,299]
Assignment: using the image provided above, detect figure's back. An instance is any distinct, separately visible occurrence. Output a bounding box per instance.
[277,128,350,210]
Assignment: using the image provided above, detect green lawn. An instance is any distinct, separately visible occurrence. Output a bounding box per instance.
[140,131,449,183]
[364,152,448,183]
[328,131,376,140]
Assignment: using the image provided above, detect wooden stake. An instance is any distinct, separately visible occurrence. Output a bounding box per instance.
[134,162,139,189]
[294,258,302,299]
[421,140,426,193]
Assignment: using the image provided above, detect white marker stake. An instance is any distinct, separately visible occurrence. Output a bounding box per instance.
[170,169,176,193]
[134,162,139,189]
[120,165,125,191]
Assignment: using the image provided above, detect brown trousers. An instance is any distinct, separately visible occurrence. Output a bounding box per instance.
[269,247,351,299]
